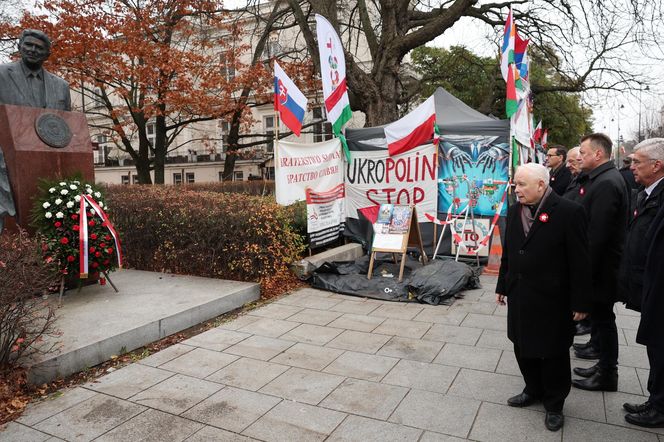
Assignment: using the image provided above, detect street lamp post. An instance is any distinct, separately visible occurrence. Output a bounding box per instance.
[616,104,625,166]
[638,85,650,142]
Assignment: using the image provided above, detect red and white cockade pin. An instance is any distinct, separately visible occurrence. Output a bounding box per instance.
[579,187,585,195]
[539,212,549,223]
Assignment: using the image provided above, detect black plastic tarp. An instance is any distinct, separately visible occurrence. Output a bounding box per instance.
[309,255,481,305]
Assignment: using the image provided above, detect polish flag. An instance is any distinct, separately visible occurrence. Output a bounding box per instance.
[385,95,436,156]
[541,129,548,148]
[533,120,543,142]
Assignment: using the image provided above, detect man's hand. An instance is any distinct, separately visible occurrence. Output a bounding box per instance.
[477,146,507,173]
[496,293,506,305]
[572,312,588,321]
[448,147,472,172]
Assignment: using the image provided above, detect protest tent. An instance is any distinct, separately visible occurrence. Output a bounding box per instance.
[344,87,510,255]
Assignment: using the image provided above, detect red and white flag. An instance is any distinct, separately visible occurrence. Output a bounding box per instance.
[385,96,436,156]
[541,129,548,148]
[533,120,543,142]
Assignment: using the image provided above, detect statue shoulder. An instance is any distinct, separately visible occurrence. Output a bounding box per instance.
[0,61,18,75]
[43,68,69,87]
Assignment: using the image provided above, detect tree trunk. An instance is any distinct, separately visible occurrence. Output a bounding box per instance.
[135,157,152,184]
[222,152,237,181]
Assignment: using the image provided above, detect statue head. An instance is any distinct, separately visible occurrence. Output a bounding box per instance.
[18,29,52,70]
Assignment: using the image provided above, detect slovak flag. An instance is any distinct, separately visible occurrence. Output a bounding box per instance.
[274,61,307,136]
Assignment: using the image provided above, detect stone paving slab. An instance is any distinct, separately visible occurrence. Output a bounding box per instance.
[5,276,663,442]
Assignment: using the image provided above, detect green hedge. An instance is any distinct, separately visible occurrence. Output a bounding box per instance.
[104,185,305,294]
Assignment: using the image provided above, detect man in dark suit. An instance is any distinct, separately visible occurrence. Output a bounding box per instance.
[496,163,590,432]
[0,29,72,232]
[620,138,664,427]
[620,155,638,191]
[572,133,629,391]
[547,146,572,195]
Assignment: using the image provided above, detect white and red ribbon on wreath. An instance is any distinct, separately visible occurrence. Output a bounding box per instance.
[78,194,123,278]
[450,187,508,255]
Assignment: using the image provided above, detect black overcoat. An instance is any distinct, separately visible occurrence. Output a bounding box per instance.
[496,191,592,358]
[637,203,664,348]
[550,165,572,196]
[577,162,629,304]
[618,180,664,311]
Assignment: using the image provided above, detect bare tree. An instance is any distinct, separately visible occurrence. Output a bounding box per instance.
[283,0,664,126]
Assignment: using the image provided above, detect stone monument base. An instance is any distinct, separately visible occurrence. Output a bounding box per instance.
[0,104,94,233]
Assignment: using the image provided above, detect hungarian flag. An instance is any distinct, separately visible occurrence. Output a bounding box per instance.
[506,64,518,118]
[500,6,515,82]
[316,14,353,161]
[384,95,436,156]
[274,62,307,136]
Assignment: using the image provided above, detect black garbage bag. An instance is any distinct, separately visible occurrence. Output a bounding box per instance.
[408,258,481,305]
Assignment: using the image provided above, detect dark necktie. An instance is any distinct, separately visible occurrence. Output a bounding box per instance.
[636,190,647,211]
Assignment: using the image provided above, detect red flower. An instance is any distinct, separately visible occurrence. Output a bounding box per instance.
[71,214,78,220]
[89,247,96,253]
[539,212,549,223]
[88,220,96,227]
[60,237,69,245]
[104,235,111,241]
[72,225,80,231]
[99,277,107,286]
[102,221,108,227]
[90,233,98,240]
[579,187,585,196]
[103,259,110,265]
[100,242,107,248]
[106,247,114,254]
[95,251,102,257]
[67,255,75,262]
[54,221,62,228]
[91,262,99,268]
[44,256,53,263]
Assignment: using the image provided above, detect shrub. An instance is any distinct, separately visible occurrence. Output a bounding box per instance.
[105,185,305,296]
[181,180,275,196]
[0,230,60,370]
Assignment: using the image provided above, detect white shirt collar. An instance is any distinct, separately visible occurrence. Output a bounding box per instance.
[645,176,664,197]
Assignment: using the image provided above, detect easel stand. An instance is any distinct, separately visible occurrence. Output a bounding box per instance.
[57,271,119,306]
[367,206,428,282]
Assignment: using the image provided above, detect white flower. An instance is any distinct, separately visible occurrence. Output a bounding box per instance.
[49,187,56,193]
[73,180,80,184]
[54,198,63,205]
[66,201,74,208]
[74,195,81,202]
[59,182,66,186]
[98,201,104,208]
[69,184,78,190]
[45,212,52,219]
[86,188,93,194]
[85,183,92,188]
[60,189,69,195]
[55,212,64,219]
[94,191,101,198]
[42,202,51,209]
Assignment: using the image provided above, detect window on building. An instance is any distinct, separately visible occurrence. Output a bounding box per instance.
[218,171,224,182]
[173,172,183,185]
[266,167,275,180]
[264,115,275,153]
[219,120,230,153]
[146,122,155,147]
[186,172,195,183]
[94,134,108,165]
[220,52,235,80]
[121,175,129,185]
[313,106,333,142]
[132,175,139,184]
[262,39,282,60]
[91,87,104,109]
[234,171,244,181]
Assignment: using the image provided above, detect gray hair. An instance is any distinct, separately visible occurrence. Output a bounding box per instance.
[516,162,550,183]
[19,29,51,50]
[634,138,664,162]
[568,146,580,157]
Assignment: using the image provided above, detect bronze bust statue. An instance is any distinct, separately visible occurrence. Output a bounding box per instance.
[0,29,72,232]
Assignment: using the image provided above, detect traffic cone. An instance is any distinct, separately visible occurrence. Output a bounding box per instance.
[483,226,502,276]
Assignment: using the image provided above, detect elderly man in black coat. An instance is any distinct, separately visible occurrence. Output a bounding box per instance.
[496,162,591,432]
[619,139,664,428]
[572,133,629,392]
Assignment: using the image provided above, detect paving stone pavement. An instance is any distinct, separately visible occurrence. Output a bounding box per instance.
[2,275,660,441]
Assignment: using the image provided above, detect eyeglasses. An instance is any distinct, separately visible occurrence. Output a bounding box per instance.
[631,158,658,166]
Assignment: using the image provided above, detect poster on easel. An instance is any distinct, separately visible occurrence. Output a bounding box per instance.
[368,204,427,281]
[450,218,491,257]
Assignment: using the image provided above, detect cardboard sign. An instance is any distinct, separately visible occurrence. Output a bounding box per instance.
[451,218,491,257]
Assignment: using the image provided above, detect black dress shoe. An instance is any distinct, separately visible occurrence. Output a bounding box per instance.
[623,401,651,414]
[574,346,601,360]
[507,392,539,407]
[573,364,598,378]
[572,369,618,391]
[575,323,592,336]
[625,407,664,428]
[573,341,592,351]
[545,411,564,431]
